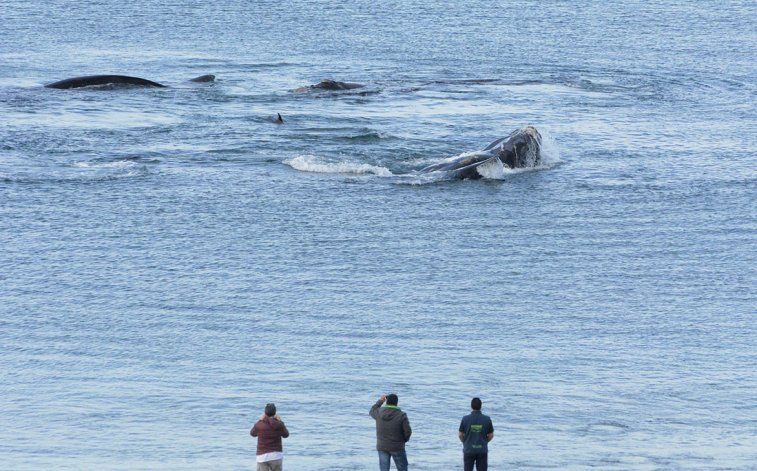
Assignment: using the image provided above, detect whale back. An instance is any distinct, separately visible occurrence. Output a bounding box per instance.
[314,79,364,90]
[45,75,167,89]
[189,74,215,83]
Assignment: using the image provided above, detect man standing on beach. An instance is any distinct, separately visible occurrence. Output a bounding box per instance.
[250,403,289,471]
[458,397,494,471]
[370,393,412,471]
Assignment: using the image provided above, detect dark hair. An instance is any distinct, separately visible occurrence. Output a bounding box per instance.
[386,394,399,406]
[471,397,482,411]
[265,403,277,417]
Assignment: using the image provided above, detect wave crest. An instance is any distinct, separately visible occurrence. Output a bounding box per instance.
[284,155,393,177]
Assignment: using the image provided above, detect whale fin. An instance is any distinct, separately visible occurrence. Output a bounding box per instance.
[475,155,505,179]
[446,155,502,180]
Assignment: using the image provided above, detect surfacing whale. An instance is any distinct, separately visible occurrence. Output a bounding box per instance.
[419,126,543,180]
[188,74,215,83]
[295,79,364,93]
[45,74,215,89]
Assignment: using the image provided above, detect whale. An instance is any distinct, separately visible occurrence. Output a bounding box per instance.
[309,79,364,90]
[419,126,543,179]
[295,79,364,93]
[45,74,215,89]
[188,74,215,83]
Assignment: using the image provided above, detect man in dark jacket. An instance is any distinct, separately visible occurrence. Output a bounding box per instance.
[370,394,412,471]
[458,397,494,471]
[250,403,290,471]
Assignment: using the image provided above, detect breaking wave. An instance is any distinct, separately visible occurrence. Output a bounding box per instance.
[284,155,393,177]
[71,159,143,169]
[345,130,393,141]
[1,158,153,185]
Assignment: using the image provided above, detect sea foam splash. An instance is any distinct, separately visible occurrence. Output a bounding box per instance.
[538,129,562,166]
[71,160,140,169]
[284,155,393,177]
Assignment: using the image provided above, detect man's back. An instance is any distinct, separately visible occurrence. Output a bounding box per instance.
[251,417,290,455]
[370,400,412,452]
[459,410,493,455]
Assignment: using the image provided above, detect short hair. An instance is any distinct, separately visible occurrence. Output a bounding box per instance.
[386,394,399,406]
[265,403,277,417]
[471,397,482,411]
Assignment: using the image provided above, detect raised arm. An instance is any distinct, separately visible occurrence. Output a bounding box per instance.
[369,395,386,419]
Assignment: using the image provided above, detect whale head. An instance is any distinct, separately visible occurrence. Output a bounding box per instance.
[496,126,542,168]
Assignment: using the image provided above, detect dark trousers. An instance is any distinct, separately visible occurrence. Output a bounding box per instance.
[464,452,488,471]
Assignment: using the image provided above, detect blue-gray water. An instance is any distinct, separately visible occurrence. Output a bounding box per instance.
[1,1,756,469]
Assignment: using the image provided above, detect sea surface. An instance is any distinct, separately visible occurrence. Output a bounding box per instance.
[1,1,755,469]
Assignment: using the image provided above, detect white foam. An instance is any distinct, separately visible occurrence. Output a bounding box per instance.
[475,157,506,179]
[71,160,138,169]
[284,155,393,177]
[537,129,562,166]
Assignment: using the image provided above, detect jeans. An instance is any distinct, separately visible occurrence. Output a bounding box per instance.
[378,450,408,471]
[464,452,487,471]
[256,459,282,471]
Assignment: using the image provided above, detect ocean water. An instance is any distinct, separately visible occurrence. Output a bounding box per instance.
[1,1,755,469]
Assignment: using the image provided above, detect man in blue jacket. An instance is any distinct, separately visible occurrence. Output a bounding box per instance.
[458,397,494,471]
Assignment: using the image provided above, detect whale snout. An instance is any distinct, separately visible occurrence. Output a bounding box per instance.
[523,126,540,139]
[514,127,542,167]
